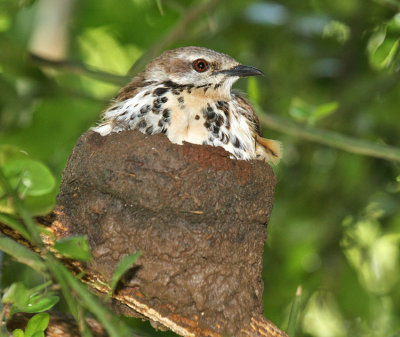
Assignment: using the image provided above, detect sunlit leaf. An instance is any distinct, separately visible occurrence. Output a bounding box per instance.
[369,37,399,69]
[30,332,44,337]
[109,251,142,296]
[368,26,387,56]
[54,236,91,262]
[25,313,50,337]
[12,329,25,337]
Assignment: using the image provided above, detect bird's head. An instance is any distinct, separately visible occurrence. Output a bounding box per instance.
[143,46,263,97]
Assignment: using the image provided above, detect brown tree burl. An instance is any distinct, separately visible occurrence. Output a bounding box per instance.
[56,130,277,336]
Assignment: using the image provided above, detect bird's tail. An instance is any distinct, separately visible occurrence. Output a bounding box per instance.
[255,136,282,165]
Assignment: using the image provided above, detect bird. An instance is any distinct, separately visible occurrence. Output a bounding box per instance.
[93,46,282,164]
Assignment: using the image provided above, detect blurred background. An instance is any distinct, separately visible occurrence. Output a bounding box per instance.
[1,0,400,336]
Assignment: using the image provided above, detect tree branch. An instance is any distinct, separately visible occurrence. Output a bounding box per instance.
[257,109,400,163]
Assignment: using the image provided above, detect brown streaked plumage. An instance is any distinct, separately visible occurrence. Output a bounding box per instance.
[93,46,282,164]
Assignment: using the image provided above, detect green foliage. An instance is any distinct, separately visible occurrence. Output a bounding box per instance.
[54,236,91,262]
[11,313,50,337]
[368,14,400,70]
[0,145,56,215]
[2,281,58,316]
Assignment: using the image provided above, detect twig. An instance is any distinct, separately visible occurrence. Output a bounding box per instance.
[258,109,400,163]
[128,0,221,75]
[29,53,128,86]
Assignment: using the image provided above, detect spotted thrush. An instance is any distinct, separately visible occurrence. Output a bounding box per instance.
[93,47,282,164]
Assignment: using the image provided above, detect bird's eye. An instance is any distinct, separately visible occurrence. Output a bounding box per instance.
[193,59,209,72]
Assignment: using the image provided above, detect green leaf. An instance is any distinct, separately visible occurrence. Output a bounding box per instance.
[32,331,45,337]
[31,332,44,337]
[310,101,339,125]
[2,282,28,305]
[0,237,47,275]
[369,37,399,69]
[0,145,56,215]
[2,159,56,197]
[10,295,59,315]
[0,213,31,240]
[12,329,25,337]
[247,77,260,104]
[367,26,387,56]
[54,236,91,262]
[25,313,50,337]
[109,251,142,296]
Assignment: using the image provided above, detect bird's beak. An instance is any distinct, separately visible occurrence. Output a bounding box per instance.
[218,64,264,77]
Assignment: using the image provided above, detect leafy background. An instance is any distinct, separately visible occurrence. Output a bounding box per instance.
[1,0,400,336]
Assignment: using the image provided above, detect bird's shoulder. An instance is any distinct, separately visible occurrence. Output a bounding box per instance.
[231,91,262,136]
[115,75,156,102]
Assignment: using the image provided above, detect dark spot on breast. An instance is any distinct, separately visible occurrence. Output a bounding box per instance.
[215,114,224,126]
[178,97,184,104]
[158,119,164,127]
[143,91,151,96]
[233,137,242,148]
[204,121,211,129]
[153,87,169,96]
[119,110,127,116]
[162,108,170,119]
[145,125,154,134]
[152,98,163,113]
[220,132,229,144]
[139,104,151,115]
[160,97,168,103]
[137,119,147,129]
[212,125,220,135]
[195,115,200,120]
[214,83,221,89]
[216,100,229,116]
[109,105,119,111]
[134,104,138,108]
